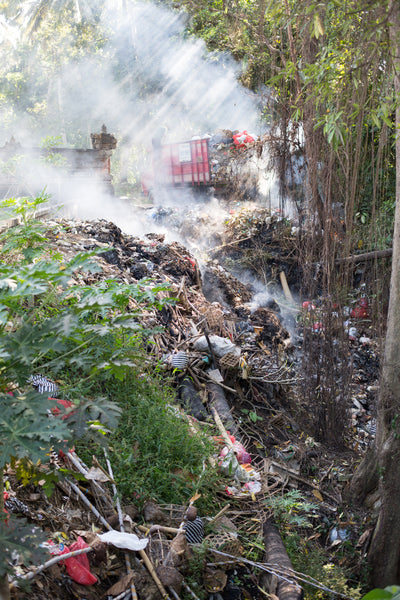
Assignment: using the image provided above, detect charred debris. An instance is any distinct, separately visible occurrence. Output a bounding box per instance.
[3,206,380,600]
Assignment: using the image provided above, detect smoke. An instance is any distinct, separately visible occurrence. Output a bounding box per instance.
[0,0,287,279]
[1,2,261,144]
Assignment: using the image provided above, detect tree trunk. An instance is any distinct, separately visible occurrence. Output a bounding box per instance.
[367,0,400,586]
[0,576,10,600]
[263,520,303,600]
[347,445,378,505]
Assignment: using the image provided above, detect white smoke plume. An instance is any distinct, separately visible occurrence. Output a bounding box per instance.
[0,1,284,251]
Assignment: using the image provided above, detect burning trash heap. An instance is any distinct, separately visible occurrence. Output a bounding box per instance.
[1,209,380,600]
[0,213,301,600]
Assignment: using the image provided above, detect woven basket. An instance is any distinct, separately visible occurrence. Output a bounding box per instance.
[205,530,243,561]
[158,504,186,526]
[199,305,225,333]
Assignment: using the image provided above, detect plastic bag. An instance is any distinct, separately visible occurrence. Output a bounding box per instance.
[233,131,255,148]
[98,530,148,551]
[61,536,97,585]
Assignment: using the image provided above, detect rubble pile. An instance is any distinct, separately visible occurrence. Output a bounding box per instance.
[3,216,305,600]
[48,216,293,400]
[209,205,300,293]
[146,202,300,299]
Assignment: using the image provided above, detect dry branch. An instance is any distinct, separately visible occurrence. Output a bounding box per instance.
[334,248,392,264]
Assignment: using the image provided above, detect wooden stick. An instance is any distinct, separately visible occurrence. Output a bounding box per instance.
[21,547,93,581]
[198,370,237,394]
[168,586,181,600]
[187,366,203,391]
[148,525,182,535]
[211,406,235,448]
[208,235,254,253]
[103,448,138,600]
[112,590,135,600]
[208,503,231,526]
[67,480,113,531]
[92,455,116,484]
[202,326,217,369]
[267,459,339,506]
[335,248,392,264]
[67,477,167,598]
[67,451,110,503]
[138,548,169,598]
[279,271,295,304]
[182,581,202,600]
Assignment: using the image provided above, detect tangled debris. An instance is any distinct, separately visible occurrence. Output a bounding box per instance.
[3,212,381,600]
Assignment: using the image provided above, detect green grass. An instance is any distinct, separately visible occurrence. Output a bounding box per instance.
[76,368,219,511]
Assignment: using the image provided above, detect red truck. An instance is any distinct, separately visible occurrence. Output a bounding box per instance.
[141,131,258,201]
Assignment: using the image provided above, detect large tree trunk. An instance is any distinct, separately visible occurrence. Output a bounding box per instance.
[366,0,400,586]
[347,445,379,506]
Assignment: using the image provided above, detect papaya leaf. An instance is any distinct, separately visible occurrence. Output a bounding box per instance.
[0,515,48,577]
[0,393,71,468]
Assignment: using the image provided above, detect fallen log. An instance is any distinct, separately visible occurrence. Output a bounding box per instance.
[263,519,303,600]
[335,248,392,264]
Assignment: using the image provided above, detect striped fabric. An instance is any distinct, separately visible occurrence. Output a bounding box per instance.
[29,375,59,396]
[184,517,204,544]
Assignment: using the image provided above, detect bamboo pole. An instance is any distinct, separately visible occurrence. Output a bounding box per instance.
[103,448,138,600]
[279,271,295,304]
[21,547,93,581]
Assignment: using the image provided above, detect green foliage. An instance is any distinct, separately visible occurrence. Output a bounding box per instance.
[240,407,263,423]
[0,194,217,580]
[0,194,180,578]
[362,587,400,600]
[183,542,209,600]
[77,370,217,508]
[0,515,48,578]
[290,539,362,600]
[0,194,54,263]
[264,489,318,529]
[0,392,71,467]
[12,458,84,498]
[40,135,63,149]
[40,135,68,167]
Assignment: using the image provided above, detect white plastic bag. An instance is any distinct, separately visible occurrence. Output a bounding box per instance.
[98,530,148,551]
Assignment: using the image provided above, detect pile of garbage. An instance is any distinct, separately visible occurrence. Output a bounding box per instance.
[204,129,261,199]
[208,205,300,294]
[2,213,382,600]
[297,291,380,450]
[48,216,293,404]
[146,201,300,300]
